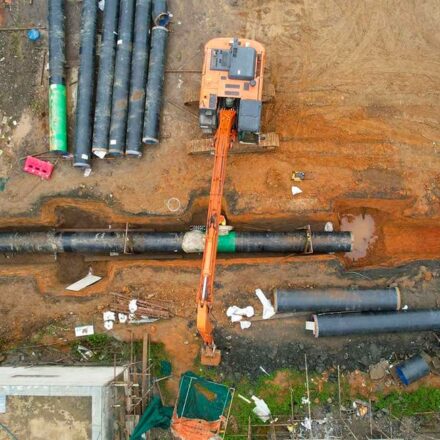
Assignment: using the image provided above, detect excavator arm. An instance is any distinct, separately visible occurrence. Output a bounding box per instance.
[197,108,236,366]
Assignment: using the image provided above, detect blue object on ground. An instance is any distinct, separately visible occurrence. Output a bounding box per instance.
[27,29,41,41]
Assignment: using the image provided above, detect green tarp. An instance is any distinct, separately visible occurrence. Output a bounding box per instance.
[176,371,232,422]
[130,396,173,440]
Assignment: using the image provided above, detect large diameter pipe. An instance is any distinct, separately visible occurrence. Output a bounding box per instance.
[108,0,136,156]
[309,310,440,338]
[274,288,400,313]
[73,0,98,168]
[395,355,430,386]
[92,0,120,158]
[0,231,351,255]
[152,0,171,26]
[125,0,152,156]
[231,231,352,253]
[48,0,68,154]
[142,25,168,144]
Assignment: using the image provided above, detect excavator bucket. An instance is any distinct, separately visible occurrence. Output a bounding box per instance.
[201,346,222,366]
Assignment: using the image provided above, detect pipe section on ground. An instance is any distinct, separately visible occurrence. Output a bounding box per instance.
[48,0,67,154]
[73,0,98,167]
[152,0,171,26]
[126,0,152,156]
[308,310,440,338]
[274,288,400,313]
[92,0,120,158]
[0,231,352,255]
[109,0,136,156]
[142,10,169,144]
[395,354,430,386]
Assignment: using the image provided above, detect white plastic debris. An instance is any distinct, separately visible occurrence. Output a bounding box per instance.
[230,314,242,323]
[251,395,271,422]
[324,221,334,232]
[226,305,254,318]
[259,366,270,376]
[301,417,312,430]
[83,167,92,177]
[98,0,105,11]
[74,325,94,337]
[104,320,114,331]
[129,299,138,313]
[118,313,128,324]
[255,289,275,319]
[240,321,251,330]
[301,397,310,405]
[402,304,409,310]
[94,150,106,159]
[103,311,116,322]
[66,271,102,291]
[291,186,303,196]
[238,394,251,404]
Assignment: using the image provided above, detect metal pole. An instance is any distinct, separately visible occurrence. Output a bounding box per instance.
[73,0,98,168]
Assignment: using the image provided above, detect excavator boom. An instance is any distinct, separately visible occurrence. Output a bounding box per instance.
[197,108,236,366]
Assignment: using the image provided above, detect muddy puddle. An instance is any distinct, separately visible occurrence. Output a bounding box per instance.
[340,213,378,262]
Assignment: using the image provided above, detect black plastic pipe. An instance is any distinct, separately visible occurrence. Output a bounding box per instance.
[108,0,136,156]
[152,0,171,26]
[0,231,351,255]
[310,310,440,338]
[274,288,400,313]
[73,0,98,168]
[142,23,169,144]
[395,354,430,386]
[125,0,152,156]
[92,0,120,158]
[234,232,352,253]
[48,0,68,154]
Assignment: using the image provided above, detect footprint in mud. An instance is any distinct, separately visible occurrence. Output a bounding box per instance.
[340,213,378,261]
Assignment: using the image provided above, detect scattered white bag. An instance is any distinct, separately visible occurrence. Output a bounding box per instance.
[230,314,242,323]
[255,289,275,319]
[103,311,116,322]
[129,299,138,313]
[240,321,251,330]
[291,186,303,196]
[251,395,271,422]
[226,305,254,318]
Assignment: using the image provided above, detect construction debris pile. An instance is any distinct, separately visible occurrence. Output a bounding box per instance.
[103,291,173,329]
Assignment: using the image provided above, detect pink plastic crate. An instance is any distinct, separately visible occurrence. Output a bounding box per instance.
[23,156,54,180]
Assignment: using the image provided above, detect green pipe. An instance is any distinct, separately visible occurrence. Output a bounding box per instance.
[218,232,236,253]
[49,84,68,153]
[48,0,68,154]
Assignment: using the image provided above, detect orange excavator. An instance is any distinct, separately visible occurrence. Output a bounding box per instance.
[195,37,267,366]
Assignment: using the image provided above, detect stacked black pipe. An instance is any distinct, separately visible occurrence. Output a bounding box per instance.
[73,0,98,168]
[126,0,153,156]
[92,0,120,158]
[73,0,171,167]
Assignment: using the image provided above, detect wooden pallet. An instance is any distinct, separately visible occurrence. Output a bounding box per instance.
[188,132,279,155]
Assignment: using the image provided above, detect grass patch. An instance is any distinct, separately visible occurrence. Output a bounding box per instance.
[70,333,142,364]
[224,369,340,438]
[374,387,440,418]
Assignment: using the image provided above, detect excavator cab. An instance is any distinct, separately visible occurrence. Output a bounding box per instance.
[199,38,265,144]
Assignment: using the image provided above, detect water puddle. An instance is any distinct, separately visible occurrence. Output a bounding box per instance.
[340,213,378,261]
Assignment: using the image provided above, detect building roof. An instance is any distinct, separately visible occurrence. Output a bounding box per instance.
[0,366,123,387]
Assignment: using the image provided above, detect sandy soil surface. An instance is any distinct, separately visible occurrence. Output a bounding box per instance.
[0,0,439,404]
